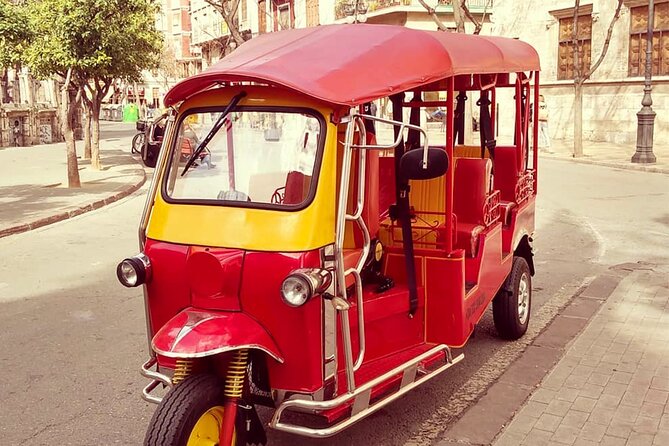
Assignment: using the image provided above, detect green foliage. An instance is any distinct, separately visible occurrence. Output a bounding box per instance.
[0,0,32,68]
[24,0,163,83]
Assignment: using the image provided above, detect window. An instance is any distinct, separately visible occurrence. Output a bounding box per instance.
[164,108,323,209]
[557,14,592,80]
[629,2,669,76]
[241,0,248,24]
[306,0,319,26]
[273,0,294,31]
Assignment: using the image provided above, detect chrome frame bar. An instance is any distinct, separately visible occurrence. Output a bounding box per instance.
[137,109,177,356]
[270,345,464,438]
[140,357,173,404]
[331,113,433,395]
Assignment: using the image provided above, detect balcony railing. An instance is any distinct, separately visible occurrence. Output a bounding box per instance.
[335,0,493,21]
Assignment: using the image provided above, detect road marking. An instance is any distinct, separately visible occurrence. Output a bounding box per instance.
[405,276,594,446]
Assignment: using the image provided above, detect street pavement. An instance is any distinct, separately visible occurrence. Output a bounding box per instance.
[0,121,145,238]
[0,131,667,445]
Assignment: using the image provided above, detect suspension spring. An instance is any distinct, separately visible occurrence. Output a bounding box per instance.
[224,349,249,399]
[172,359,193,385]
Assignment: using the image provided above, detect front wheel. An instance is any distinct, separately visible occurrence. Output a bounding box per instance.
[493,256,531,340]
[132,133,145,154]
[144,374,238,446]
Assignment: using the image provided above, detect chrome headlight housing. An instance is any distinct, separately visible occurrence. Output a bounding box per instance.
[280,268,332,307]
[116,253,151,288]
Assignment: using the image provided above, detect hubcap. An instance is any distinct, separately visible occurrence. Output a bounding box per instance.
[518,273,530,325]
[187,406,236,446]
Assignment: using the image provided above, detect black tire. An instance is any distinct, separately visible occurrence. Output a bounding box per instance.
[493,256,531,340]
[144,374,236,446]
[142,142,158,168]
[132,133,144,154]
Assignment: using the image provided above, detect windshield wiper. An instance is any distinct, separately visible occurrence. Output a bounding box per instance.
[181,91,247,176]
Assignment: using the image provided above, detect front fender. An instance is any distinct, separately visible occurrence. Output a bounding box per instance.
[152,308,284,363]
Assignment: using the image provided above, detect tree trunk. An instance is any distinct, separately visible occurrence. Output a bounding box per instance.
[91,98,102,170]
[0,68,6,103]
[452,0,466,33]
[573,82,583,158]
[61,85,81,188]
[83,106,92,159]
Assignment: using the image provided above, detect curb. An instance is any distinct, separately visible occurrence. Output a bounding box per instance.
[544,154,669,174]
[436,262,652,446]
[0,166,146,239]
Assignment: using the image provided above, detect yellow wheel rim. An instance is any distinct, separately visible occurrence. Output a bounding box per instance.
[186,406,236,446]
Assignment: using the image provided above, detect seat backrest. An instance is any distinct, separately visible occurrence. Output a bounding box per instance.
[492,146,519,202]
[453,145,491,159]
[453,158,492,225]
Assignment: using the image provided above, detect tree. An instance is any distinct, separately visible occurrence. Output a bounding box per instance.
[571,0,623,157]
[205,0,250,53]
[416,0,491,34]
[24,0,162,174]
[0,0,32,103]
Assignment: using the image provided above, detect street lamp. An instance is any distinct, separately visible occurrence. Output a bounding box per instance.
[632,0,657,164]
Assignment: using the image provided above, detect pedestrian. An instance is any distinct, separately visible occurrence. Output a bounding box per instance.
[538,95,552,153]
[12,120,21,147]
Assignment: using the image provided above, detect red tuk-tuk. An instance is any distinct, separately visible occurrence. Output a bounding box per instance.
[116,24,540,445]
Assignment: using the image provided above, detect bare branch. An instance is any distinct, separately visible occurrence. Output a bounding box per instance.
[417,0,449,31]
[583,0,623,80]
[461,0,480,34]
[572,0,581,83]
[477,0,493,35]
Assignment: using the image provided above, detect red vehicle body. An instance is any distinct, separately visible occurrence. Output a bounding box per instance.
[117,24,540,445]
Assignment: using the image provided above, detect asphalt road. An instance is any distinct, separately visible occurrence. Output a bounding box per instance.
[0,142,667,445]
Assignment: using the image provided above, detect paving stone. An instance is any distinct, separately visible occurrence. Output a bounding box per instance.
[603,382,629,398]
[579,383,605,399]
[555,387,581,403]
[545,399,572,417]
[651,376,669,392]
[643,389,669,406]
[534,413,562,432]
[613,405,641,423]
[588,407,615,426]
[626,432,654,446]
[633,415,660,435]
[530,388,558,404]
[504,414,537,436]
[493,431,526,446]
[639,402,664,418]
[522,427,553,446]
[610,371,633,385]
[621,386,648,408]
[587,372,611,387]
[605,420,633,439]
[579,421,607,442]
[572,439,598,446]
[571,396,597,413]
[551,425,580,445]
[600,435,626,446]
[594,394,623,411]
[561,410,590,430]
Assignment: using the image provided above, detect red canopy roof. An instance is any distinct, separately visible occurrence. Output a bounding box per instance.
[164,24,540,107]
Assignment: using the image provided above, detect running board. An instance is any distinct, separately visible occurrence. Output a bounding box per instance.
[269,345,464,438]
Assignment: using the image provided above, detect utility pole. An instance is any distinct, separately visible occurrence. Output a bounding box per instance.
[632,0,657,164]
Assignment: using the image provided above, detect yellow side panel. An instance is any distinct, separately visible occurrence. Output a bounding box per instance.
[146,87,338,251]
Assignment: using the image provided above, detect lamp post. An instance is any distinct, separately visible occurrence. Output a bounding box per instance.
[632,0,657,163]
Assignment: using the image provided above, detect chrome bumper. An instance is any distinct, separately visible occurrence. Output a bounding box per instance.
[140,357,173,404]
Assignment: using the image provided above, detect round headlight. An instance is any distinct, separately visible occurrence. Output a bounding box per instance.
[281,275,312,307]
[116,253,151,288]
[118,260,139,287]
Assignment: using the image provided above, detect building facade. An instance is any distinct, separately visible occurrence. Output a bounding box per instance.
[493,0,668,146]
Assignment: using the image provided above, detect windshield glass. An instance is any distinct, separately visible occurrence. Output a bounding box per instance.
[164,108,323,208]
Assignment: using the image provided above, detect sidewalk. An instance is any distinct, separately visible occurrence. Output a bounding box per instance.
[439,263,669,446]
[544,139,669,174]
[0,122,146,238]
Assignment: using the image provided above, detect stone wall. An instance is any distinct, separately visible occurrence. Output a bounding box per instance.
[492,0,669,146]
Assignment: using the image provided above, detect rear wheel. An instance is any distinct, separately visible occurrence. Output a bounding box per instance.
[493,256,531,340]
[144,374,237,446]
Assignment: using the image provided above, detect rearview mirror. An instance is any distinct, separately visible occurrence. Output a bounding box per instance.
[399,148,449,181]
